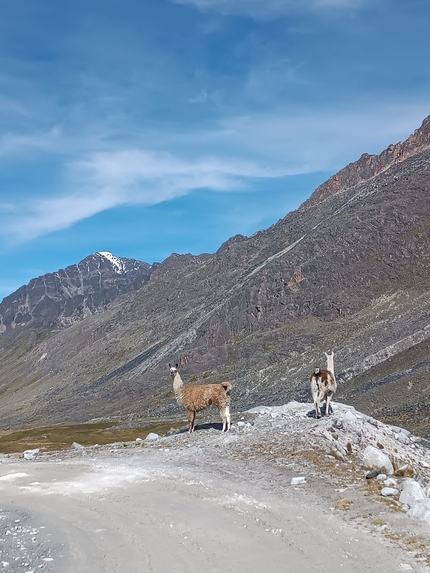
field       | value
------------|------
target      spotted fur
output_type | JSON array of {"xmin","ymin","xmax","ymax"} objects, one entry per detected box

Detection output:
[{"xmin": 310, "ymin": 351, "xmax": 337, "ymax": 419}]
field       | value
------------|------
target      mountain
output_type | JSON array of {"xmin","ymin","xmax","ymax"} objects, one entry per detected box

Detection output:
[
  {"xmin": 0, "ymin": 116, "xmax": 429, "ymax": 437},
  {"xmin": 0, "ymin": 252, "xmax": 158, "ymax": 333}
]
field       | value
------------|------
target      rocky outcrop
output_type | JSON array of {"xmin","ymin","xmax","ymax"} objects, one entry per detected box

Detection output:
[
  {"xmin": 0, "ymin": 252, "xmax": 157, "ymax": 332},
  {"xmin": 301, "ymin": 114, "xmax": 430, "ymax": 208}
]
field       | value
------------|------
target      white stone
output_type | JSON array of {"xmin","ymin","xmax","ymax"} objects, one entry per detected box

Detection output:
[
  {"xmin": 145, "ymin": 432, "xmax": 159, "ymax": 442},
  {"xmin": 135, "ymin": 437, "xmax": 143, "ymax": 442},
  {"xmin": 381, "ymin": 487, "xmax": 399, "ymax": 497},
  {"xmin": 389, "ymin": 425, "xmax": 411, "ymax": 438},
  {"xmin": 290, "ymin": 477, "xmax": 306, "ymax": 485},
  {"xmin": 395, "ymin": 433, "xmax": 410, "ymax": 445},
  {"xmin": 237, "ymin": 421, "xmax": 245, "ymax": 428},
  {"xmin": 407, "ymin": 499, "xmax": 430, "ymax": 523},
  {"xmin": 23, "ymin": 449, "xmax": 40, "ymax": 460},
  {"xmin": 284, "ymin": 401, "xmax": 306, "ymax": 410},
  {"xmin": 246, "ymin": 406, "xmax": 272, "ymax": 414},
  {"xmin": 384, "ymin": 478, "xmax": 397, "ymax": 487},
  {"xmin": 344, "ymin": 410, "xmax": 356, "ymax": 422},
  {"xmin": 376, "ymin": 474, "xmax": 387, "ymax": 482},
  {"xmin": 71, "ymin": 442, "xmax": 84, "ymax": 450},
  {"xmin": 399, "ymin": 479, "xmax": 425, "ymax": 507},
  {"xmin": 361, "ymin": 446, "xmax": 394, "ymax": 475}
]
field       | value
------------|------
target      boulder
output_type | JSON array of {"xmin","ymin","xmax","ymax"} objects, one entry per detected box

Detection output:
[
  {"xmin": 71, "ymin": 442, "xmax": 85, "ymax": 450},
  {"xmin": 407, "ymin": 499, "xmax": 430, "ymax": 523},
  {"xmin": 145, "ymin": 432, "xmax": 159, "ymax": 442},
  {"xmin": 23, "ymin": 449, "xmax": 39, "ymax": 460},
  {"xmin": 381, "ymin": 487, "xmax": 399, "ymax": 497},
  {"xmin": 344, "ymin": 410, "xmax": 357, "ymax": 423},
  {"xmin": 361, "ymin": 445, "xmax": 394, "ymax": 475},
  {"xmin": 399, "ymin": 479, "xmax": 426, "ymax": 507}
]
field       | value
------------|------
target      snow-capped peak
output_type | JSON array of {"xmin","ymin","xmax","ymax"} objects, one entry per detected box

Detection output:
[{"xmin": 97, "ymin": 252, "xmax": 125, "ymax": 274}]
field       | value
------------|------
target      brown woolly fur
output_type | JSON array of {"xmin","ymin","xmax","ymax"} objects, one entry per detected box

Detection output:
[
  {"xmin": 310, "ymin": 351, "xmax": 337, "ymax": 419},
  {"xmin": 169, "ymin": 364, "xmax": 232, "ymax": 433}
]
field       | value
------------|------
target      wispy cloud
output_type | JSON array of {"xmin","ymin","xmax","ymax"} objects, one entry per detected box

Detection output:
[
  {"xmin": 1, "ymin": 150, "xmax": 290, "ymax": 244},
  {"xmin": 172, "ymin": 0, "xmax": 367, "ymax": 18},
  {"xmin": 0, "ymin": 126, "xmax": 64, "ymax": 155},
  {"xmin": 2, "ymin": 96, "xmax": 427, "ymax": 246}
]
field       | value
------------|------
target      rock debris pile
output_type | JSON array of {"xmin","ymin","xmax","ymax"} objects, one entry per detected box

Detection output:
[{"xmin": 144, "ymin": 401, "xmax": 430, "ymax": 526}]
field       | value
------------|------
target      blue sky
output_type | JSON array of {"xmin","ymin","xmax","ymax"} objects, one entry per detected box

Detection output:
[{"xmin": 1, "ymin": 0, "xmax": 429, "ymax": 299}]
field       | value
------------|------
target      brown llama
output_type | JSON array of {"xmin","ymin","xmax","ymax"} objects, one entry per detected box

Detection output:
[
  {"xmin": 310, "ymin": 351, "xmax": 337, "ymax": 419},
  {"xmin": 169, "ymin": 364, "xmax": 232, "ymax": 432}
]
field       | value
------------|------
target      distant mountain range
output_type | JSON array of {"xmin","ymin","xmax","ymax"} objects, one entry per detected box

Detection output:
[
  {"xmin": 0, "ymin": 116, "xmax": 429, "ymax": 438},
  {"xmin": 0, "ymin": 252, "xmax": 158, "ymax": 333}
]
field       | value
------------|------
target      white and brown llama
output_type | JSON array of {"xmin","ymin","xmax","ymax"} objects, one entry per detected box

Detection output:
[
  {"xmin": 310, "ymin": 351, "xmax": 337, "ymax": 419},
  {"xmin": 169, "ymin": 364, "xmax": 232, "ymax": 432}
]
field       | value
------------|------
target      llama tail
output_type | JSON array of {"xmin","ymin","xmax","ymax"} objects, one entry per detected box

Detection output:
[{"xmin": 221, "ymin": 381, "xmax": 233, "ymax": 394}]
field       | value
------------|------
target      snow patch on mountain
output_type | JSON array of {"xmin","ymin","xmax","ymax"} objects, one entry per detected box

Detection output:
[{"xmin": 97, "ymin": 252, "xmax": 125, "ymax": 274}]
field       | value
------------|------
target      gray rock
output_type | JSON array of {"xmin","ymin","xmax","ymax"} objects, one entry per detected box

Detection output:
[
  {"xmin": 394, "ymin": 432, "xmax": 410, "ymax": 445},
  {"xmin": 246, "ymin": 406, "xmax": 272, "ymax": 414},
  {"xmin": 290, "ymin": 477, "xmax": 307, "ymax": 485},
  {"xmin": 389, "ymin": 425, "xmax": 412, "ymax": 438},
  {"xmin": 407, "ymin": 498, "xmax": 430, "ymax": 523},
  {"xmin": 399, "ymin": 479, "xmax": 426, "ymax": 507},
  {"xmin": 361, "ymin": 445, "xmax": 394, "ymax": 475},
  {"xmin": 145, "ymin": 432, "xmax": 159, "ymax": 442},
  {"xmin": 366, "ymin": 468, "xmax": 381, "ymax": 479},
  {"xmin": 344, "ymin": 410, "xmax": 357, "ymax": 423},
  {"xmin": 71, "ymin": 442, "xmax": 85, "ymax": 450},
  {"xmin": 381, "ymin": 487, "xmax": 399, "ymax": 497},
  {"xmin": 23, "ymin": 449, "xmax": 40, "ymax": 460}
]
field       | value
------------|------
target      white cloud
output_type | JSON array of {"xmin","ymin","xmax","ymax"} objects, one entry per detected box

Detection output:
[
  {"xmin": 0, "ymin": 126, "xmax": 64, "ymax": 155},
  {"xmin": 172, "ymin": 0, "xmax": 367, "ymax": 18},
  {"xmin": 214, "ymin": 101, "xmax": 430, "ymax": 171},
  {"xmin": 1, "ymin": 150, "xmax": 290, "ymax": 244}
]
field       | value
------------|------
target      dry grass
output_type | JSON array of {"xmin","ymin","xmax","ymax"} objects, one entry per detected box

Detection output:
[
  {"xmin": 0, "ymin": 421, "xmax": 184, "ymax": 454},
  {"xmin": 335, "ymin": 498, "xmax": 354, "ymax": 510}
]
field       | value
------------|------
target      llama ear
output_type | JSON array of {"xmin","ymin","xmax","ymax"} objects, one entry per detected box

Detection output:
[
  {"xmin": 169, "ymin": 363, "xmax": 171, "ymax": 368},
  {"xmin": 176, "ymin": 363, "xmax": 179, "ymax": 369}
]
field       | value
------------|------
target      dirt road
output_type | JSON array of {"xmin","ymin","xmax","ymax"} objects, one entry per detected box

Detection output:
[{"xmin": 0, "ymin": 445, "xmax": 423, "ymax": 573}]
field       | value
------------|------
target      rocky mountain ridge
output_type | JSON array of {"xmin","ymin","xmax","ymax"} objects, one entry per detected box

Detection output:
[
  {"xmin": 0, "ymin": 115, "xmax": 429, "ymax": 437},
  {"xmin": 0, "ymin": 252, "xmax": 157, "ymax": 333},
  {"xmin": 302, "ymin": 115, "xmax": 430, "ymax": 208}
]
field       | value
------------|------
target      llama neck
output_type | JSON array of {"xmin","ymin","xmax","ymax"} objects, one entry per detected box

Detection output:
[
  {"xmin": 173, "ymin": 372, "xmax": 184, "ymax": 400},
  {"xmin": 326, "ymin": 354, "xmax": 334, "ymax": 374}
]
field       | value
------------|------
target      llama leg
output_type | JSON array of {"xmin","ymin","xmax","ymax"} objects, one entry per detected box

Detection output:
[
  {"xmin": 313, "ymin": 390, "xmax": 321, "ymax": 418},
  {"xmin": 187, "ymin": 410, "xmax": 196, "ymax": 433},
  {"xmin": 225, "ymin": 405, "xmax": 231, "ymax": 431},
  {"xmin": 326, "ymin": 395, "xmax": 332, "ymax": 415},
  {"xmin": 219, "ymin": 407, "xmax": 227, "ymax": 431}
]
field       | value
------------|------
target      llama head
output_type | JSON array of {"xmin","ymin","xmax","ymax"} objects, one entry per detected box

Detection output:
[
  {"xmin": 324, "ymin": 351, "xmax": 334, "ymax": 358},
  {"xmin": 169, "ymin": 363, "xmax": 179, "ymax": 377}
]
